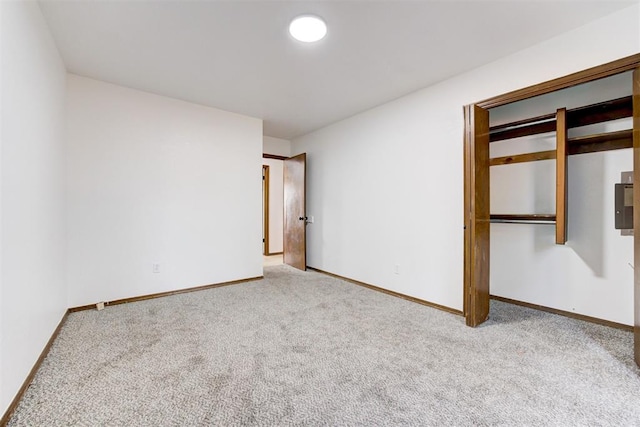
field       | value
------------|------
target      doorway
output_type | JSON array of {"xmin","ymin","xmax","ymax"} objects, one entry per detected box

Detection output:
[
  {"xmin": 263, "ymin": 153, "xmax": 307, "ymax": 271},
  {"xmin": 262, "ymin": 159, "xmax": 285, "ymax": 257}
]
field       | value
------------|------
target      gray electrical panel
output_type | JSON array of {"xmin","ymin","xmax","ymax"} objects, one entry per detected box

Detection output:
[{"xmin": 616, "ymin": 172, "xmax": 633, "ymax": 236}]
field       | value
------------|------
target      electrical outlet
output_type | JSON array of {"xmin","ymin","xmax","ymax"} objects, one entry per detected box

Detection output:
[
  {"xmin": 394, "ymin": 264, "xmax": 400, "ymax": 275},
  {"xmin": 153, "ymin": 263, "xmax": 160, "ymax": 273}
]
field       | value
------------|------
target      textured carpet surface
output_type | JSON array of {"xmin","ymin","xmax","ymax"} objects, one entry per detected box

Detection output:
[{"xmin": 8, "ymin": 265, "xmax": 640, "ymax": 426}]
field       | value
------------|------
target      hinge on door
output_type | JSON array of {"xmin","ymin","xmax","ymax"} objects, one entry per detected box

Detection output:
[{"xmin": 262, "ymin": 238, "xmax": 265, "ymax": 243}]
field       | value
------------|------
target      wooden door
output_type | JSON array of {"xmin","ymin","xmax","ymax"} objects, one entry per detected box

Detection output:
[
  {"xmin": 633, "ymin": 67, "xmax": 640, "ymax": 366},
  {"xmin": 284, "ymin": 153, "xmax": 306, "ymax": 270},
  {"xmin": 463, "ymin": 105, "xmax": 490, "ymax": 327}
]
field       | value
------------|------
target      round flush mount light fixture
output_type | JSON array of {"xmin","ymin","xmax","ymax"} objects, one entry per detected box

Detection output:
[{"xmin": 289, "ymin": 15, "xmax": 327, "ymax": 43}]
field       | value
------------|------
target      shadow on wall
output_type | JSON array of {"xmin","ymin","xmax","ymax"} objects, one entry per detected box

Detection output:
[
  {"xmin": 532, "ymin": 157, "xmax": 556, "ymax": 255},
  {"xmin": 566, "ymin": 153, "xmax": 605, "ymax": 277}
]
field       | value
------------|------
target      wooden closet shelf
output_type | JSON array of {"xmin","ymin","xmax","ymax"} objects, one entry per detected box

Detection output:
[
  {"xmin": 490, "ymin": 214, "xmax": 557, "ymax": 224},
  {"xmin": 490, "ymin": 129, "xmax": 633, "ymax": 166},
  {"xmin": 567, "ymin": 96, "xmax": 632, "ymax": 128},
  {"xmin": 489, "ymin": 96, "xmax": 632, "ymax": 143},
  {"xmin": 567, "ymin": 129, "xmax": 633, "ymax": 155}
]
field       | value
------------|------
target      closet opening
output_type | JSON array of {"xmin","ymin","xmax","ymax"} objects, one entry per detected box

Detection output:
[{"xmin": 463, "ymin": 53, "xmax": 640, "ymax": 366}]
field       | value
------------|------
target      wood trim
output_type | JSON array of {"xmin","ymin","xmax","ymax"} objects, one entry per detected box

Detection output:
[
  {"xmin": 263, "ymin": 153, "xmax": 288, "ymax": 160},
  {"xmin": 490, "ymin": 150, "xmax": 556, "ymax": 166},
  {"xmin": 0, "ymin": 310, "xmax": 69, "ymax": 426},
  {"xmin": 463, "ymin": 105, "xmax": 471, "ymax": 317},
  {"xmin": 464, "ymin": 105, "xmax": 491, "ymax": 327},
  {"xmin": 491, "ymin": 295, "xmax": 633, "ymax": 332},
  {"xmin": 68, "ymin": 276, "xmax": 263, "ymax": 313},
  {"xmin": 477, "ymin": 54, "xmax": 640, "ymax": 109},
  {"xmin": 308, "ymin": 267, "xmax": 463, "ymax": 316},
  {"xmin": 263, "ymin": 165, "xmax": 270, "ymax": 255},
  {"xmin": 555, "ymin": 108, "xmax": 568, "ymax": 244},
  {"xmin": 265, "ymin": 251, "xmax": 283, "ymax": 256},
  {"xmin": 633, "ymin": 67, "xmax": 640, "ymax": 366}
]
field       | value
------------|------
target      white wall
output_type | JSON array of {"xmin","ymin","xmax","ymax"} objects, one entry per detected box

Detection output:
[
  {"xmin": 292, "ymin": 5, "xmax": 640, "ymax": 324},
  {"xmin": 66, "ymin": 75, "xmax": 263, "ymax": 308},
  {"xmin": 1, "ymin": 1, "xmax": 68, "ymax": 415},
  {"xmin": 263, "ymin": 158, "xmax": 284, "ymax": 253},
  {"xmin": 263, "ymin": 136, "xmax": 291, "ymax": 157}
]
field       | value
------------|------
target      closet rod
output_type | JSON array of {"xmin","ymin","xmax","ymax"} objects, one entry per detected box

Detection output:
[
  {"xmin": 490, "ymin": 219, "xmax": 557, "ymax": 225},
  {"xmin": 490, "ymin": 119, "xmax": 556, "ymax": 142},
  {"xmin": 490, "ymin": 214, "xmax": 556, "ymax": 225},
  {"xmin": 490, "ymin": 113, "xmax": 556, "ymax": 132}
]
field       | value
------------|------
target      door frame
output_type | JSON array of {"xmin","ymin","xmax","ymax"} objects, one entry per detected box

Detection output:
[
  {"xmin": 463, "ymin": 104, "xmax": 490, "ymax": 326},
  {"xmin": 263, "ymin": 153, "xmax": 290, "ymax": 258},
  {"xmin": 463, "ymin": 54, "xmax": 640, "ymax": 364},
  {"xmin": 633, "ymin": 67, "xmax": 640, "ymax": 365},
  {"xmin": 262, "ymin": 164, "xmax": 270, "ymax": 255}
]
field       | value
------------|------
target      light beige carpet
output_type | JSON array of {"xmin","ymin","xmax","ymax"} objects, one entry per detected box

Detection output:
[
  {"xmin": 263, "ymin": 254, "xmax": 283, "ymax": 267},
  {"xmin": 7, "ymin": 265, "xmax": 640, "ymax": 426}
]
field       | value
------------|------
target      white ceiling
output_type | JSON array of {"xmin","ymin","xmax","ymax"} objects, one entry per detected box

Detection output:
[{"xmin": 39, "ymin": 0, "xmax": 637, "ymax": 139}]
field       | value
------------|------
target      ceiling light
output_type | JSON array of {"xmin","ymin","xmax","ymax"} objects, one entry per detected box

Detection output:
[{"xmin": 289, "ymin": 15, "xmax": 327, "ymax": 43}]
